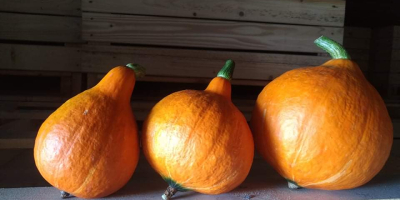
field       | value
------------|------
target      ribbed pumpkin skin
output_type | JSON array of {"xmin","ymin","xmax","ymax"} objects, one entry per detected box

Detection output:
[
  {"xmin": 34, "ymin": 66, "xmax": 140, "ymax": 198},
  {"xmin": 142, "ymin": 78, "xmax": 254, "ymax": 194},
  {"xmin": 251, "ymin": 60, "xmax": 393, "ymax": 190}
]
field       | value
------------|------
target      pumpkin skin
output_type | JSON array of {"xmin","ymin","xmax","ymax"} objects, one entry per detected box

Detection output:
[
  {"xmin": 142, "ymin": 60, "xmax": 254, "ymax": 198},
  {"xmin": 251, "ymin": 36, "xmax": 393, "ymax": 190},
  {"xmin": 34, "ymin": 64, "xmax": 145, "ymax": 198}
]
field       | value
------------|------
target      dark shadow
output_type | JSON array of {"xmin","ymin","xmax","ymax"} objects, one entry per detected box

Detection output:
[{"xmin": 174, "ymin": 191, "xmax": 199, "ymax": 199}]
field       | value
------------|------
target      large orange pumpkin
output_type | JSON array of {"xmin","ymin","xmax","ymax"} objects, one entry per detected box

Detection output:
[
  {"xmin": 251, "ymin": 36, "xmax": 393, "ymax": 190},
  {"xmin": 142, "ymin": 60, "xmax": 254, "ymax": 199},
  {"xmin": 34, "ymin": 64, "xmax": 145, "ymax": 198}
]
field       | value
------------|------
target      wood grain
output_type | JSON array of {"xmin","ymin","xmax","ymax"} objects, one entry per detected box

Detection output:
[
  {"xmin": 81, "ymin": 44, "xmax": 335, "ymax": 81},
  {"xmin": 0, "ymin": 44, "xmax": 81, "ymax": 71},
  {"xmin": 344, "ymin": 27, "xmax": 371, "ymax": 39},
  {"xmin": 81, "ymin": 0, "xmax": 345, "ymax": 27},
  {"xmin": 0, "ymin": 139, "xmax": 34, "ymax": 149},
  {"xmin": 0, "ymin": 13, "xmax": 81, "ymax": 42},
  {"xmin": 82, "ymin": 13, "xmax": 343, "ymax": 53},
  {"xmin": 0, "ymin": 0, "xmax": 81, "ymax": 16}
]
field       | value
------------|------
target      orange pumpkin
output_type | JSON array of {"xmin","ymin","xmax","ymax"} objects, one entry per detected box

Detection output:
[
  {"xmin": 34, "ymin": 64, "xmax": 145, "ymax": 198},
  {"xmin": 251, "ymin": 36, "xmax": 393, "ymax": 190},
  {"xmin": 142, "ymin": 60, "xmax": 254, "ymax": 199}
]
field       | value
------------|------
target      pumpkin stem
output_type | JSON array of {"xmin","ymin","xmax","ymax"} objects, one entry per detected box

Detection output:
[
  {"xmin": 314, "ymin": 36, "xmax": 351, "ymax": 60},
  {"xmin": 161, "ymin": 186, "xmax": 178, "ymax": 200},
  {"xmin": 287, "ymin": 180, "xmax": 301, "ymax": 189},
  {"xmin": 125, "ymin": 63, "xmax": 146, "ymax": 78},
  {"xmin": 217, "ymin": 60, "xmax": 235, "ymax": 81},
  {"xmin": 60, "ymin": 191, "xmax": 73, "ymax": 198}
]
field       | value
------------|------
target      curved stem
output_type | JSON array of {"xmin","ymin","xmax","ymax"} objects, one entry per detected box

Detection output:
[
  {"xmin": 314, "ymin": 36, "xmax": 351, "ymax": 60},
  {"xmin": 161, "ymin": 186, "xmax": 178, "ymax": 200},
  {"xmin": 287, "ymin": 179, "xmax": 301, "ymax": 189},
  {"xmin": 60, "ymin": 191, "xmax": 73, "ymax": 198},
  {"xmin": 126, "ymin": 63, "xmax": 146, "ymax": 78},
  {"xmin": 217, "ymin": 60, "xmax": 235, "ymax": 81}
]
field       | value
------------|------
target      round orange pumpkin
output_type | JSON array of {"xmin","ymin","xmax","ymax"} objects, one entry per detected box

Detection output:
[
  {"xmin": 251, "ymin": 36, "xmax": 393, "ymax": 190},
  {"xmin": 142, "ymin": 60, "xmax": 254, "ymax": 199},
  {"xmin": 34, "ymin": 64, "xmax": 145, "ymax": 198}
]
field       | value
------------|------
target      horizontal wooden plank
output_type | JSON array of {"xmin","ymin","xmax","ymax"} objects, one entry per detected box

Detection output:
[
  {"xmin": 0, "ymin": 99, "xmax": 254, "ymax": 122},
  {"xmin": 375, "ymin": 26, "xmax": 400, "ymax": 39},
  {"xmin": 343, "ymin": 38, "xmax": 370, "ymax": 50},
  {"xmin": 88, "ymin": 74, "xmax": 269, "ymax": 87},
  {"xmin": 394, "ymin": 119, "xmax": 400, "ymax": 139},
  {"xmin": 0, "ymin": 13, "xmax": 81, "ymax": 42},
  {"xmin": 0, "ymin": 139, "xmax": 34, "ymax": 149},
  {"xmin": 373, "ymin": 48, "xmax": 400, "ymax": 62},
  {"xmin": 82, "ymin": 13, "xmax": 343, "ymax": 53},
  {"xmin": 0, "ymin": 44, "xmax": 81, "ymax": 72},
  {"xmin": 344, "ymin": 27, "xmax": 372, "ymax": 39},
  {"xmin": 82, "ymin": 0, "xmax": 345, "ymax": 27},
  {"xmin": 372, "ymin": 60, "xmax": 400, "ymax": 73},
  {"xmin": 81, "ymin": 45, "xmax": 336, "ymax": 81},
  {"xmin": 0, "ymin": 96, "xmax": 67, "ymax": 102},
  {"xmin": 0, "ymin": 0, "xmax": 81, "ymax": 16}
]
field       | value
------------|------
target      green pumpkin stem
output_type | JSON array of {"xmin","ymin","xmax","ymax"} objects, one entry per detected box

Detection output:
[
  {"xmin": 314, "ymin": 36, "xmax": 351, "ymax": 60},
  {"xmin": 162, "ymin": 186, "xmax": 178, "ymax": 200},
  {"xmin": 286, "ymin": 179, "xmax": 301, "ymax": 189},
  {"xmin": 60, "ymin": 191, "xmax": 73, "ymax": 198},
  {"xmin": 126, "ymin": 63, "xmax": 146, "ymax": 78},
  {"xmin": 217, "ymin": 60, "xmax": 235, "ymax": 81}
]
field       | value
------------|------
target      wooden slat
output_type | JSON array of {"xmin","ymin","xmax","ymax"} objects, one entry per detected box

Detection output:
[
  {"xmin": 344, "ymin": 27, "xmax": 372, "ymax": 39},
  {"xmin": 0, "ymin": 44, "xmax": 81, "ymax": 71},
  {"xmin": 0, "ymin": 139, "xmax": 34, "ymax": 149},
  {"xmin": 0, "ymin": 0, "xmax": 81, "ymax": 16},
  {"xmin": 81, "ymin": 45, "xmax": 333, "ymax": 81},
  {"xmin": 343, "ymin": 38, "xmax": 370, "ymax": 50},
  {"xmin": 82, "ymin": 0, "xmax": 345, "ymax": 27},
  {"xmin": 82, "ymin": 13, "xmax": 343, "ymax": 53},
  {"xmin": 0, "ymin": 96, "xmax": 67, "ymax": 102},
  {"xmin": 0, "ymin": 110, "xmax": 52, "ymax": 120},
  {"xmin": 393, "ymin": 119, "xmax": 400, "ymax": 139},
  {"xmin": 375, "ymin": 26, "xmax": 400, "ymax": 39},
  {"xmin": 0, "ymin": 13, "xmax": 81, "ymax": 42}
]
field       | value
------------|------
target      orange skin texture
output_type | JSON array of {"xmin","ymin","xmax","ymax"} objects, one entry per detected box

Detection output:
[
  {"xmin": 251, "ymin": 60, "xmax": 393, "ymax": 190},
  {"xmin": 34, "ymin": 66, "xmax": 140, "ymax": 198},
  {"xmin": 142, "ymin": 77, "xmax": 254, "ymax": 194}
]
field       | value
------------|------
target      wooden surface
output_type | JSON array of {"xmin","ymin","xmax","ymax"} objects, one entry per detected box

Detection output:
[
  {"xmin": 0, "ymin": 12, "xmax": 81, "ymax": 43},
  {"xmin": 0, "ymin": 0, "xmax": 81, "ymax": 16},
  {"xmin": 0, "ymin": 141, "xmax": 399, "ymax": 199},
  {"xmin": 0, "ymin": 44, "xmax": 81, "ymax": 72},
  {"xmin": 81, "ymin": 0, "xmax": 345, "ymax": 27},
  {"xmin": 82, "ymin": 13, "xmax": 343, "ymax": 53},
  {"xmin": 81, "ymin": 45, "xmax": 333, "ymax": 80}
]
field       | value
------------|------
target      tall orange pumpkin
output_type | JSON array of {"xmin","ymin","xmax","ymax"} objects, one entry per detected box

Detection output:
[
  {"xmin": 251, "ymin": 36, "xmax": 393, "ymax": 190},
  {"xmin": 142, "ymin": 60, "xmax": 254, "ymax": 199},
  {"xmin": 34, "ymin": 64, "xmax": 145, "ymax": 198}
]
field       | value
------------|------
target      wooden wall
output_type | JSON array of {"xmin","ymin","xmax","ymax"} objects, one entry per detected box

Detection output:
[
  {"xmin": 0, "ymin": 0, "xmax": 351, "ymax": 151},
  {"xmin": 0, "ymin": 1, "xmax": 397, "ymax": 152}
]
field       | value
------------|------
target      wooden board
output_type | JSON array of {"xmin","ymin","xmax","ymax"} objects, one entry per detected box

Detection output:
[
  {"xmin": 82, "ymin": 13, "xmax": 343, "ymax": 53},
  {"xmin": 0, "ymin": 0, "xmax": 81, "ymax": 16},
  {"xmin": 0, "ymin": 13, "xmax": 81, "ymax": 43},
  {"xmin": 81, "ymin": 0, "xmax": 345, "ymax": 27},
  {"xmin": 375, "ymin": 26, "xmax": 400, "ymax": 39},
  {"xmin": 0, "ymin": 44, "xmax": 81, "ymax": 72},
  {"xmin": 344, "ymin": 27, "xmax": 372, "ymax": 39},
  {"xmin": 81, "ymin": 45, "xmax": 334, "ymax": 81}
]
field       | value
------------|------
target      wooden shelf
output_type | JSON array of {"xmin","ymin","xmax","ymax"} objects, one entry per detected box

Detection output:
[{"xmin": 1, "ymin": 141, "xmax": 400, "ymax": 199}]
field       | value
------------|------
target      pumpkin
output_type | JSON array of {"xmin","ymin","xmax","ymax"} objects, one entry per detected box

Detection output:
[
  {"xmin": 142, "ymin": 60, "xmax": 254, "ymax": 199},
  {"xmin": 251, "ymin": 36, "xmax": 393, "ymax": 190},
  {"xmin": 34, "ymin": 64, "xmax": 145, "ymax": 198}
]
